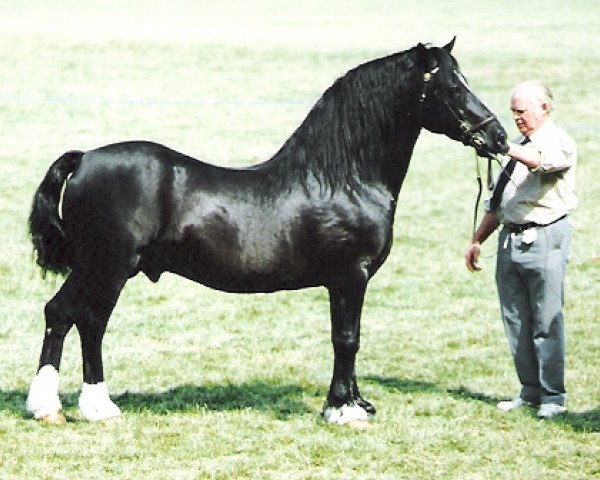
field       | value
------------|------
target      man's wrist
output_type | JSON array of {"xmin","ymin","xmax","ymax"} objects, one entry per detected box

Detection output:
[{"xmin": 528, "ymin": 157, "xmax": 541, "ymax": 172}]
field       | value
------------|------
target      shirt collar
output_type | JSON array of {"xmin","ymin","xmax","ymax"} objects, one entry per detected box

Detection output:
[{"xmin": 527, "ymin": 117, "xmax": 555, "ymax": 143}]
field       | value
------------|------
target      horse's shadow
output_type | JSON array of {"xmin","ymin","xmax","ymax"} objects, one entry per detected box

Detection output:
[
  {"xmin": 114, "ymin": 382, "xmax": 314, "ymax": 420},
  {"xmin": 365, "ymin": 375, "xmax": 600, "ymax": 433},
  {"xmin": 0, "ymin": 382, "xmax": 316, "ymax": 421},
  {"xmin": 3, "ymin": 377, "xmax": 599, "ymax": 431}
]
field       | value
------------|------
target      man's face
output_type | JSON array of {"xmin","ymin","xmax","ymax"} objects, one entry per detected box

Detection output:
[
  {"xmin": 510, "ymin": 89, "xmax": 549, "ymax": 137},
  {"xmin": 510, "ymin": 90, "xmax": 549, "ymax": 137}
]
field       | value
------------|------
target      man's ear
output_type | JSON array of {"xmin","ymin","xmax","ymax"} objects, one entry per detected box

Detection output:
[{"xmin": 541, "ymin": 100, "xmax": 551, "ymax": 114}]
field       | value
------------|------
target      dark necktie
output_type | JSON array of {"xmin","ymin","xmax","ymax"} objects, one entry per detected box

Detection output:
[{"xmin": 489, "ymin": 137, "xmax": 530, "ymax": 212}]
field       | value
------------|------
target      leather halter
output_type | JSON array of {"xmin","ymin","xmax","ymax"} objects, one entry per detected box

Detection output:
[
  {"xmin": 418, "ymin": 65, "xmax": 501, "ymax": 238},
  {"xmin": 419, "ymin": 66, "xmax": 497, "ymax": 149}
]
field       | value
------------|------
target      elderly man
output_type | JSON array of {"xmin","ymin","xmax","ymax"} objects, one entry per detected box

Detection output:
[{"xmin": 465, "ymin": 80, "xmax": 577, "ymax": 419}]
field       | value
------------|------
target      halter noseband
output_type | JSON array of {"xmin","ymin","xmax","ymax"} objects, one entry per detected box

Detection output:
[{"xmin": 457, "ymin": 114, "xmax": 497, "ymax": 148}]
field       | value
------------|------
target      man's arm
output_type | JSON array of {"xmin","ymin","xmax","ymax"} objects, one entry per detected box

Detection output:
[
  {"xmin": 507, "ymin": 142, "xmax": 541, "ymax": 170},
  {"xmin": 465, "ymin": 212, "xmax": 500, "ymax": 272}
]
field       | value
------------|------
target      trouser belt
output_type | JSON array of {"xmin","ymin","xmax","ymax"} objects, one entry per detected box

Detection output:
[{"xmin": 505, "ymin": 214, "xmax": 567, "ymax": 234}]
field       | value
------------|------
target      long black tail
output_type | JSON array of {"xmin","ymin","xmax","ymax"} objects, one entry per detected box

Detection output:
[{"xmin": 29, "ymin": 150, "xmax": 84, "ymax": 276}]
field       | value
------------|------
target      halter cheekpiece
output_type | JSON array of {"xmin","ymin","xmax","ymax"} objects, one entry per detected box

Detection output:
[{"xmin": 419, "ymin": 66, "xmax": 439, "ymax": 103}]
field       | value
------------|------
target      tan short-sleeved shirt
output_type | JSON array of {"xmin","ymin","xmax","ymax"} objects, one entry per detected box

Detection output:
[{"xmin": 494, "ymin": 119, "xmax": 577, "ymax": 225}]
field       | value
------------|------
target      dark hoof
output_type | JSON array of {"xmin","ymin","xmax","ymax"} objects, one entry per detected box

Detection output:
[{"xmin": 357, "ymin": 397, "xmax": 376, "ymax": 415}]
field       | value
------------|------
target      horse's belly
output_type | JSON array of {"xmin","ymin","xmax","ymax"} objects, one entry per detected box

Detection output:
[
  {"xmin": 166, "ymin": 254, "xmax": 312, "ymax": 294},
  {"xmin": 151, "ymin": 231, "xmax": 311, "ymax": 293},
  {"xmin": 148, "ymin": 197, "xmax": 392, "ymax": 293}
]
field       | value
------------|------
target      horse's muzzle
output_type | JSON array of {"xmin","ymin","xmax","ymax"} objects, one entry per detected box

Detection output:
[
  {"xmin": 472, "ymin": 121, "xmax": 508, "ymax": 158},
  {"xmin": 491, "ymin": 126, "xmax": 508, "ymax": 152}
]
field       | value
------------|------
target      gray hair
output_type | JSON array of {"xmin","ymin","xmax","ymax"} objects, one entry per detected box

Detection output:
[{"xmin": 512, "ymin": 80, "xmax": 554, "ymax": 112}]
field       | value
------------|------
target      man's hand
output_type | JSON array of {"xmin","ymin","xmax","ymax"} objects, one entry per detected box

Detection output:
[{"xmin": 465, "ymin": 243, "xmax": 482, "ymax": 272}]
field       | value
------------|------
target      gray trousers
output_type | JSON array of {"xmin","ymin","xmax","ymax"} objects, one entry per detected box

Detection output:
[{"xmin": 495, "ymin": 216, "xmax": 571, "ymax": 406}]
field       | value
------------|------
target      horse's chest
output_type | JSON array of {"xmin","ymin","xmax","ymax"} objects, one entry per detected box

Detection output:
[{"xmin": 291, "ymin": 198, "xmax": 393, "ymax": 268}]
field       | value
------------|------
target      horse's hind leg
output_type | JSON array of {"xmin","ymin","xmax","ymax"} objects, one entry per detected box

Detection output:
[
  {"xmin": 73, "ymin": 267, "xmax": 128, "ymax": 421},
  {"xmin": 26, "ymin": 267, "xmax": 127, "ymax": 422},
  {"xmin": 26, "ymin": 273, "xmax": 79, "ymax": 422}
]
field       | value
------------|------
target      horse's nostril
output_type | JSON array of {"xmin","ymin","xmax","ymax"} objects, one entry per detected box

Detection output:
[{"xmin": 494, "ymin": 128, "xmax": 507, "ymax": 146}]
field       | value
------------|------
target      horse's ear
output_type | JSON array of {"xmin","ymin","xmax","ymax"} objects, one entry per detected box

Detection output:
[{"xmin": 443, "ymin": 36, "xmax": 456, "ymax": 53}]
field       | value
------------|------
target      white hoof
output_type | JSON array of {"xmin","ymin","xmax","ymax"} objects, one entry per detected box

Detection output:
[
  {"xmin": 323, "ymin": 403, "xmax": 369, "ymax": 425},
  {"xmin": 79, "ymin": 382, "xmax": 122, "ymax": 421},
  {"xmin": 26, "ymin": 365, "xmax": 63, "ymax": 420}
]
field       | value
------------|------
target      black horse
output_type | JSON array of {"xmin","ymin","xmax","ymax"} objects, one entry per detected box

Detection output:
[{"xmin": 26, "ymin": 39, "xmax": 507, "ymax": 424}]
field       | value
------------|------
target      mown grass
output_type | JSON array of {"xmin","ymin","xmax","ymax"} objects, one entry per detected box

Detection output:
[{"xmin": 1, "ymin": 1, "xmax": 599, "ymax": 479}]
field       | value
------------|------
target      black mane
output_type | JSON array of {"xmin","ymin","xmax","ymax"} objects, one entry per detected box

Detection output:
[{"xmin": 262, "ymin": 47, "xmax": 421, "ymax": 193}]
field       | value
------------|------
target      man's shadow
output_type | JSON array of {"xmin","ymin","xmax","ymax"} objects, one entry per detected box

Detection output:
[{"xmin": 365, "ymin": 375, "xmax": 600, "ymax": 433}]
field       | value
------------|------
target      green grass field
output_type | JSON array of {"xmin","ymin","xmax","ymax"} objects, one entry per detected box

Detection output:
[{"xmin": 1, "ymin": 1, "xmax": 599, "ymax": 478}]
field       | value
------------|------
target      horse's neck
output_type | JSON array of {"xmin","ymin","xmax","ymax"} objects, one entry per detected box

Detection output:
[
  {"xmin": 332, "ymin": 109, "xmax": 422, "ymax": 199},
  {"xmin": 381, "ymin": 126, "xmax": 422, "ymax": 198}
]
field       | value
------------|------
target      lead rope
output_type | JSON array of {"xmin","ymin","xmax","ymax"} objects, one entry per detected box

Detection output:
[
  {"xmin": 473, "ymin": 151, "xmax": 520, "ymax": 240},
  {"xmin": 472, "ymin": 151, "xmax": 483, "ymax": 240},
  {"xmin": 472, "ymin": 152, "xmax": 498, "ymax": 240}
]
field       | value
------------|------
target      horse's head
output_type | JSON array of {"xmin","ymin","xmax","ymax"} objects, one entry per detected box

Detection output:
[{"xmin": 415, "ymin": 38, "xmax": 507, "ymax": 158}]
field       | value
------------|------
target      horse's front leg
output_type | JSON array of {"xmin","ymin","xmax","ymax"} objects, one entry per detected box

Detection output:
[
  {"xmin": 352, "ymin": 374, "xmax": 376, "ymax": 415},
  {"xmin": 323, "ymin": 268, "xmax": 374, "ymax": 425}
]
